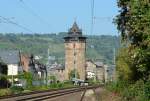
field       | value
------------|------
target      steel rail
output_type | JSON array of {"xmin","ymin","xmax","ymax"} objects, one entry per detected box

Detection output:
[
  {"xmin": 0, "ymin": 85, "xmax": 99, "ymax": 101},
  {"xmin": 0, "ymin": 86, "xmax": 78, "ymax": 99}
]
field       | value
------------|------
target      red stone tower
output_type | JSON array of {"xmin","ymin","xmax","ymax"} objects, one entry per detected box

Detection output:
[{"xmin": 64, "ymin": 22, "xmax": 86, "ymax": 80}]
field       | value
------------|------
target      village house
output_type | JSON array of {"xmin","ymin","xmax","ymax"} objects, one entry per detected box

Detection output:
[
  {"xmin": 94, "ymin": 61, "xmax": 105, "ymax": 82},
  {"xmin": 0, "ymin": 50, "xmax": 47, "ymax": 86},
  {"xmin": 20, "ymin": 54, "xmax": 47, "ymax": 85},
  {"xmin": 85, "ymin": 60, "xmax": 96, "ymax": 80},
  {"xmin": 47, "ymin": 63, "xmax": 65, "ymax": 82},
  {"xmin": 0, "ymin": 50, "xmax": 23, "ymax": 83},
  {"xmin": 85, "ymin": 59, "xmax": 109, "ymax": 83}
]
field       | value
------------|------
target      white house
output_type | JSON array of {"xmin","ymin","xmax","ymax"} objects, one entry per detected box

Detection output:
[
  {"xmin": 7, "ymin": 64, "xmax": 18, "ymax": 76},
  {"xmin": 86, "ymin": 60, "xmax": 109, "ymax": 83},
  {"xmin": 0, "ymin": 50, "xmax": 22, "ymax": 83}
]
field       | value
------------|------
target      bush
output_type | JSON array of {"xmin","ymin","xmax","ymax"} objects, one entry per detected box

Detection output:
[
  {"xmin": 63, "ymin": 81, "xmax": 75, "ymax": 88},
  {"xmin": 48, "ymin": 81, "xmax": 74, "ymax": 89},
  {"xmin": 144, "ymin": 81, "xmax": 150, "ymax": 100},
  {"xmin": 0, "ymin": 76, "xmax": 11, "ymax": 88},
  {"xmin": 26, "ymin": 85, "xmax": 48, "ymax": 91},
  {"xmin": 106, "ymin": 80, "xmax": 150, "ymax": 101},
  {"xmin": 57, "ymin": 83, "xmax": 63, "ymax": 88},
  {"xmin": 0, "ymin": 89, "xmax": 12, "ymax": 96},
  {"xmin": 106, "ymin": 81, "xmax": 128, "ymax": 93},
  {"xmin": 49, "ymin": 83, "xmax": 64, "ymax": 89},
  {"xmin": 10, "ymin": 86, "xmax": 24, "ymax": 94},
  {"xmin": 49, "ymin": 83, "xmax": 58, "ymax": 88}
]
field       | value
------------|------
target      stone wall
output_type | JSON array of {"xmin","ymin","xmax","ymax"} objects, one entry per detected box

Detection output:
[
  {"xmin": 96, "ymin": 67, "xmax": 105, "ymax": 82},
  {"xmin": 65, "ymin": 42, "xmax": 86, "ymax": 80}
]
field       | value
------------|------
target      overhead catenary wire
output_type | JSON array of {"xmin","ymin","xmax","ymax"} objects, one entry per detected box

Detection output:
[
  {"xmin": 0, "ymin": 22, "xmax": 15, "ymax": 33},
  {"xmin": 91, "ymin": 0, "xmax": 95, "ymax": 35},
  {"xmin": 90, "ymin": 0, "xmax": 115, "ymax": 35},
  {"xmin": 19, "ymin": 0, "xmax": 52, "ymax": 29},
  {"xmin": 93, "ymin": 16, "xmax": 113, "ymax": 21},
  {"xmin": 0, "ymin": 16, "xmax": 33, "ymax": 33}
]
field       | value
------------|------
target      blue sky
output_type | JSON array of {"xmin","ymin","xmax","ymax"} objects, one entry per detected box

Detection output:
[{"xmin": 0, "ymin": 0, "xmax": 119, "ymax": 35}]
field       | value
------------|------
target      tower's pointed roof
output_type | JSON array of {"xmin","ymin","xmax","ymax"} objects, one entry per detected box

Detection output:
[
  {"xmin": 64, "ymin": 22, "xmax": 86, "ymax": 42},
  {"xmin": 69, "ymin": 22, "xmax": 82, "ymax": 34},
  {"xmin": 70, "ymin": 22, "xmax": 80, "ymax": 32}
]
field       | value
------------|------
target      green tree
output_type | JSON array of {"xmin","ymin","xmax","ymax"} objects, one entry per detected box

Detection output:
[
  {"xmin": 68, "ymin": 69, "xmax": 79, "ymax": 80},
  {"xmin": 116, "ymin": 48, "xmax": 132, "ymax": 81},
  {"xmin": 115, "ymin": 0, "xmax": 150, "ymax": 82},
  {"xmin": 48, "ymin": 75, "xmax": 56, "ymax": 83},
  {"xmin": 18, "ymin": 72, "xmax": 33, "ymax": 88}
]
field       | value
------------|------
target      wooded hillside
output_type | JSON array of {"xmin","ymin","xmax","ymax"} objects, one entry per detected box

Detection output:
[{"xmin": 0, "ymin": 33, "xmax": 119, "ymax": 64}]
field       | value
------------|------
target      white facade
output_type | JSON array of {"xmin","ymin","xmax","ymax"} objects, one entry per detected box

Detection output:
[
  {"xmin": 87, "ymin": 71, "xmax": 95, "ymax": 79},
  {"xmin": 7, "ymin": 64, "xmax": 18, "ymax": 76}
]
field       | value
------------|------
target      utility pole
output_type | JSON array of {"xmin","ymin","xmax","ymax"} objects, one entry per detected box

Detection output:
[
  {"xmin": 112, "ymin": 48, "xmax": 116, "ymax": 81},
  {"xmin": 113, "ymin": 48, "xmax": 116, "ymax": 65},
  {"xmin": 47, "ymin": 48, "xmax": 49, "ymax": 66},
  {"xmin": 45, "ymin": 48, "xmax": 49, "ymax": 86},
  {"xmin": 11, "ymin": 65, "xmax": 14, "ymax": 86}
]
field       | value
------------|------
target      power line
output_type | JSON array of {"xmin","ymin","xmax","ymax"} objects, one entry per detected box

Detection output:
[
  {"xmin": 91, "ymin": 0, "xmax": 95, "ymax": 35},
  {"xmin": 19, "ymin": 0, "xmax": 52, "ymax": 29},
  {"xmin": 0, "ymin": 16, "xmax": 33, "ymax": 33},
  {"xmin": 0, "ymin": 22, "xmax": 15, "ymax": 32},
  {"xmin": 93, "ymin": 16, "xmax": 113, "ymax": 21}
]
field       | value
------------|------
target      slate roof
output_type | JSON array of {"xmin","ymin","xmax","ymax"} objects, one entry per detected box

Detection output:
[
  {"xmin": 48, "ymin": 64, "xmax": 65, "ymax": 71},
  {"xmin": 94, "ymin": 61, "xmax": 104, "ymax": 67},
  {"xmin": 64, "ymin": 22, "xmax": 86, "ymax": 41},
  {"xmin": 0, "ymin": 50, "xmax": 20, "ymax": 64},
  {"xmin": 68, "ymin": 22, "xmax": 82, "ymax": 35}
]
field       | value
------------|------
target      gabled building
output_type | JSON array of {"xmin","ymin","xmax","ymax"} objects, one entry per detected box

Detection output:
[
  {"xmin": 48, "ymin": 63, "xmax": 65, "ymax": 82},
  {"xmin": 0, "ymin": 50, "xmax": 47, "ymax": 86},
  {"xmin": 85, "ymin": 59, "xmax": 109, "ymax": 83},
  {"xmin": 94, "ymin": 61, "xmax": 105, "ymax": 82},
  {"xmin": 0, "ymin": 50, "xmax": 23, "ymax": 83},
  {"xmin": 20, "ymin": 54, "xmax": 47, "ymax": 80},
  {"xmin": 85, "ymin": 60, "xmax": 96, "ymax": 80},
  {"xmin": 0, "ymin": 50, "xmax": 22, "ymax": 75}
]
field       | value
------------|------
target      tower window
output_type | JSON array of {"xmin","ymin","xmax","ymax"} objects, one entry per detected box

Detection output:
[
  {"xmin": 74, "ymin": 52, "xmax": 76, "ymax": 56},
  {"xmin": 74, "ymin": 60, "xmax": 76, "ymax": 64}
]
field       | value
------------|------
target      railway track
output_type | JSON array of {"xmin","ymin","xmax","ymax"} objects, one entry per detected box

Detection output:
[{"xmin": 0, "ymin": 85, "xmax": 99, "ymax": 101}]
